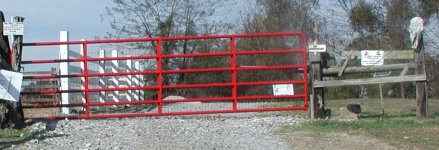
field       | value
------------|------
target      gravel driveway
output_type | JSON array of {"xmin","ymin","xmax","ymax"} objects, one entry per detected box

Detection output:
[{"xmin": 3, "ymin": 102, "xmax": 305, "ymax": 150}]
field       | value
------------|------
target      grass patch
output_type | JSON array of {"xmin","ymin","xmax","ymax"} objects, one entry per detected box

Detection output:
[
  {"xmin": 286, "ymin": 118, "xmax": 439, "ymax": 149},
  {"xmin": 0, "ymin": 128, "xmax": 31, "ymax": 143},
  {"xmin": 277, "ymin": 98, "xmax": 439, "ymax": 149},
  {"xmin": 295, "ymin": 119, "xmax": 438, "ymax": 132}
]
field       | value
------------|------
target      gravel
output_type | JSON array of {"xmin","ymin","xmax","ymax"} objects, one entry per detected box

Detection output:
[{"xmin": 3, "ymin": 102, "xmax": 306, "ymax": 150}]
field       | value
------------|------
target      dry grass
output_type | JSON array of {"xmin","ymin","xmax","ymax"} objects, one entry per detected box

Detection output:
[{"xmin": 279, "ymin": 98, "xmax": 439, "ymax": 150}]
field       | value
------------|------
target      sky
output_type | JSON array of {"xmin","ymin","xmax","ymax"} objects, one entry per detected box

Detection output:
[
  {"xmin": 0, "ymin": 0, "xmax": 114, "ymax": 42},
  {"xmin": 0, "ymin": 0, "xmax": 246, "ymax": 72},
  {"xmin": 1, "ymin": 0, "xmax": 115, "ymax": 71}
]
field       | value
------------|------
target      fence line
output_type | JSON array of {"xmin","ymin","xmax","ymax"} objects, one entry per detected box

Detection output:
[{"xmin": 59, "ymin": 32, "xmax": 145, "ymax": 114}]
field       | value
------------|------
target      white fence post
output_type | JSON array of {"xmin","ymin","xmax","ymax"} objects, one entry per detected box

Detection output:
[
  {"xmin": 135, "ymin": 61, "xmax": 144, "ymax": 100},
  {"xmin": 133, "ymin": 61, "xmax": 140, "ymax": 101},
  {"xmin": 111, "ymin": 50, "xmax": 120, "ymax": 103},
  {"xmin": 60, "ymin": 31, "xmax": 70, "ymax": 114},
  {"xmin": 99, "ymin": 50, "xmax": 106, "ymax": 103},
  {"xmin": 80, "ymin": 39, "xmax": 86, "ymax": 105},
  {"xmin": 126, "ymin": 58, "xmax": 133, "ymax": 101}
]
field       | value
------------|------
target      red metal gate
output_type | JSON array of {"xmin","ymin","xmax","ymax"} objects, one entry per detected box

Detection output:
[{"xmin": 20, "ymin": 32, "xmax": 308, "ymax": 119}]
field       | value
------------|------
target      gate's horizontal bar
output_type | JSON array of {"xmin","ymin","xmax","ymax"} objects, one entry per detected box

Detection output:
[
  {"xmin": 21, "ymin": 89, "xmax": 84, "ymax": 95},
  {"xmin": 88, "ymin": 86, "xmax": 159, "ymax": 92},
  {"xmin": 162, "ymin": 68, "xmax": 232, "ymax": 74},
  {"xmin": 49, "ymin": 105, "xmax": 307, "ymax": 119},
  {"xmin": 162, "ymin": 97, "xmax": 232, "ymax": 103},
  {"xmin": 88, "ymin": 71, "xmax": 159, "ymax": 77},
  {"xmin": 162, "ymin": 52, "xmax": 232, "ymax": 58},
  {"xmin": 237, "ymin": 94, "xmax": 306, "ymax": 100},
  {"xmin": 24, "ymin": 73, "xmax": 84, "ymax": 79},
  {"xmin": 237, "ymin": 80, "xmax": 306, "ymax": 86},
  {"xmin": 237, "ymin": 65, "xmax": 306, "ymax": 71},
  {"xmin": 22, "ymin": 103, "xmax": 84, "ymax": 109},
  {"xmin": 87, "ymin": 55, "xmax": 158, "ymax": 61},
  {"xmin": 23, "ymin": 32, "xmax": 305, "ymax": 46},
  {"xmin": 89, "ymin": 100, "xmax": 159, "ymax": 106},
  {"xmin": 21, "ymin": 58, "xmax": 83, "ymax": 64},
  {"xmin": 235, "ymin": 49, "xmax": 306, "ymax": 55},
  {"xmin": 162, "ymin": 83, "xmax": 234, "ymax": 89}
]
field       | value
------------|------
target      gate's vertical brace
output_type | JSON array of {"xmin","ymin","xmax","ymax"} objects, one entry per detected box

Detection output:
[
  {"xmin": 82, "ymin": 41, "xmax": 91, "ymax": 116},
  {"xmin": 230, "ymin": 37, "xmax": 237, "ymax": 111},
  {"xmin": 156, "ymin": 39, "xmax": 163, "ymax": 114}
]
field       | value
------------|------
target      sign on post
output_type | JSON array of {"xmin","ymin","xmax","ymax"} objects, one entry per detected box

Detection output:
[
  {"xmin": 2, "ymin": 22, "xmax": 24, "ymax": 35},
  {"xmin": 0, "ymin": 70, "xmax": 23, "ymax": 102},
  {"xmin": 308, "ymin": 44, "xmax": 326, "ymax": 53},
  {"xmin": 361, "ymin": 50, "xmax": 384, "ymax": 66},
  {"xmin": 272, "ymin": 84, "xmax": 294, "ymax": 95}
]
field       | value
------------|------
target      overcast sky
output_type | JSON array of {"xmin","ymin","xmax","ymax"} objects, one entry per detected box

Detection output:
[{"xmin": 0, "ymin": 0, "xmax": 113, "ymax": 42}]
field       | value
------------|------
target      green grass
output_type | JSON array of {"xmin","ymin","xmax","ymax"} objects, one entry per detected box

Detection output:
[
  {"xmin": 287, "ymin": 118, "xmax": 439, "ymax": 149},
  {"xmin": 276, "ymin": 98, "xmax": 439, "ymax": 149},
  {"xmin": 295, "ymin": 119, "xmax": 439, "ymax": 132},
  {"xmin": 0, "ymin": 128, "xmax": 31, "ymax": 143}
]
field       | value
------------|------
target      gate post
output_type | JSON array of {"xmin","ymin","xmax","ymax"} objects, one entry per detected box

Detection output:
[
  {"xmin": 415, "ymin": 37, "xmax": 427, "ymax": 119},
  {"xmin": 409, "ymin": 17, "xmax": 427, "ymax": 118},
  {"xmin": 310, "ymin": 53, "xmax": 326, "ymax": 119},
  {"xmin": 60, "ymin": 31, "xmax": 70, "ymax": 114}
]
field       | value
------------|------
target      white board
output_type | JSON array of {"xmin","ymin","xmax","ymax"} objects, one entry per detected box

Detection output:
[
  {"xmin": 272, "ymin": 84, "xmax": 294, "ymax": 95},
  {"xmin": 308, "ymin": 44, "xmax": 326, "ymax": 53},
  {"xmin": 0, "ymin": 70, "xmax": 23, "ymax": 102},
  {"xmin": 361, "ymin": 50, "xmax": 384, "ymax": 66},
  {"xmin": 3, "ymin": 22, "xmax": 24, "ymax": 35}
]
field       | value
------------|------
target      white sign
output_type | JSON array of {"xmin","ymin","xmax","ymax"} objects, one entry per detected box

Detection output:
[
  {"xmin": 3, "ymin": 22, "xmax": 24, "ymax": 35},
  {"xmin": 308, "ymin": 44, "xmax": 326, "ymax": 53},
  {"xmin": 272, "ymin": 84, "xmax": 294, "ymax": 95},
  {"xmin": 361, "ymin": 50, "xmax": 384, "ymax": 66},
  {"xmin": 0, "ymin": 70, "xmax": 23, "ymax": 102}
]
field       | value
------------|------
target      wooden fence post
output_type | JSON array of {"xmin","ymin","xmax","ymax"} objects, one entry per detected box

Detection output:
[
  {"xmin": 0, "ymin": 12, "xmax": 25, "ymax": 128},
  {"xmin": 409, "ymin": 17, "xmax": 427, "ymax": 119},
  {"xmin": 310, "ymin": 53, "xmax": 325, "ymax": 118},
  {"xmin": 415, "ymin": 40, "xmax": 427, "ymax": 118}
]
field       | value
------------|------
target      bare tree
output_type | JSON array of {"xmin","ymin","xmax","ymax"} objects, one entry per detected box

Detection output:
[{"xmin": 102, "ymin": 0, "xmax": 233, "ymax": 96}]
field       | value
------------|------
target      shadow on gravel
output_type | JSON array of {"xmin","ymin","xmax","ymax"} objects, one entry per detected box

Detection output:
[{"xmin": 0, "ymin": 120, "xmax": 67, "ymax": 149}]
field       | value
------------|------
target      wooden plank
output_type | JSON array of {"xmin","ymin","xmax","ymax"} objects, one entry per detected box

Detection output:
[
  {"xmin": 313, "ymin": 74, "xmax": 426, "ymax": 87},
  {"xmin": 323, "ymin": 63, "xmax": 415, "ymax": 75},
  {"xmin": 338, "ymin": 50, "xmax": 352, "ymax": 76},
  {"xmin": 330, "ymin": 50, "xmax": 414, "ymax": 60}
]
